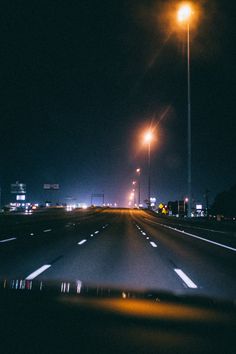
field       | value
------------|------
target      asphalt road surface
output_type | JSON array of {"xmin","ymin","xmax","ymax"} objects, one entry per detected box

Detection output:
[{"xmin": 0, "ymin": 208, "xmax": 236, "ymax": 300}]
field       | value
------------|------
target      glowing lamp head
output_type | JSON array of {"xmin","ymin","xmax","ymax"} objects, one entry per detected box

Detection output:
[
  {"xmin": 144, "ymin": 131, "xmax": 153, "ymax": 144},
  {"xmin": 177, "ymin": 4, "xmax": 192, "ymax": 23}
]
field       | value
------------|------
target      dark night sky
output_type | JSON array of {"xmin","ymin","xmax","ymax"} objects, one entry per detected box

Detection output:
[{"xmin": 0, "ymin": 0, "xmax": 235, "ymax": 206}]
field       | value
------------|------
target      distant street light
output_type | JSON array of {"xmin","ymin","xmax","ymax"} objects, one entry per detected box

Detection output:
[
  {"xmin": 184, "ymin": 197, "xmax": 189, "ymax": 216},
  {"xmin": 132, "ymin": 181, "xmax": 136, "ymax": 207},
  {"xmin": 143, "ymin": 130, "xmax": 154, "ymax": 209},
  {"xmin": 136, "ymin": 168, "xmax": 141, "ymax": 207},
  {"xmin": 177, "ymin": 2, "xmax": 194, "ymax": 218}
]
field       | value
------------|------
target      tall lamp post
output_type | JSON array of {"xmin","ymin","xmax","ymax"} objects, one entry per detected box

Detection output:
[
  {"xmin": 177, "ymin": 3, "xmax": 193, "ymax": 218},
  {"xmin": 136, "ymin": 168, "xmax": 141, "ymax": 207},
  {"xmin": 144, "ymin": 131, "xmax": 153, "ymax": 209}
]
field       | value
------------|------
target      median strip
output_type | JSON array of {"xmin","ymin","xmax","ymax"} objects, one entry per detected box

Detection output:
[
  {"xmin": 174, "ymin": 269, "xmax": 197, "ymax": 289},
  {"xmin": 25, "ymin": 265, "xmax": 51, "ymax": 280}
]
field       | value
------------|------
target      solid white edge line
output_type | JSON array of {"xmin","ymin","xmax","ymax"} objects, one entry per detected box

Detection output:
[
  {"xmin": 0, "ymin": 237, "xmax": 17, "ymax": 243},
  {"xmin": 144, "ymin": 218, "xmax": 236, "ymax": 252},
  {"xmin": 150, "ymin": 241, "xmax": 157, "ymax": 248},
  {"xmin": 144, "ymin": 218, "xmax": 229, "ymax": 234},
  {"xmin": 78, "ymin": 239, "xmax": 87, "ymax": 245},
  {"xmin": 174, "ymin": 269, "xmax": 198, "ymax": 289},
  {"xmin": 25, "ymin": 265, "xmax": 51, "ymax": 280},
  {"xmin": 179, "ymin": 225, "xmax": 228, "ymax": 234}
]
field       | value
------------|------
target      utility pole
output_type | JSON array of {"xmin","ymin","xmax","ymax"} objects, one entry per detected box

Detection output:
[{"xmin": 205, "ymin": 189, "xmax": 210, "ymax": 217}]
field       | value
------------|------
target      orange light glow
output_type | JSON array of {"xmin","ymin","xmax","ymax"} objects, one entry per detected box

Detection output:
[
  {"xmin": 144, "ymin": 131, "xmax": 153, "ymax": 144},
  {"xmin": 177, "ymin": 3, "xmax": 192, "ymax": 23}
]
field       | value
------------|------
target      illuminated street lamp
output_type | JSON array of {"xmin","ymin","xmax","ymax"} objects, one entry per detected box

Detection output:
[
  {"xmin": 177, "ymin": 3, "xmax": 192, "ymax": 23},
  {"xmin": 132, "ymin": 181, "xmax": 137, "ymax": 206},
  {"xmin": 143, "ymin": 130, "xmax": 154, "ymax": 209},
  {"xmin": 177, "ymin": 2, "xmax": 193, "ymax": 217},
  {"xmin": 136, "ymin": 168, "xmax": 141, "ymax": 207},
  {"xmin": 184, "ymin": 197, "xmax": 189, "ymax": 216}
]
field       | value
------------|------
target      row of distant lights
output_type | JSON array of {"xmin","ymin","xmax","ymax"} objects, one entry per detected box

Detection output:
[
  {"xmin": 6, "ymin": 279, "xmax": 82, "ymax": 294},
  {"xmin": 66, "ymin": 203, "xmax": 118, "ymax": 211},
  {"xmin": 66, "ymin": 204, "xmax": 88, "ymax": 211},
  {"xmin": 7, "ymin": 203, "xmax": 38, "ymax": 214},
  {"xmin": 103, "ymin": 203, "xmax": 117, "ymax": 207},
  {"xmin": 6, "ymin": 279, "xmax": 136, "ymax": 299}
]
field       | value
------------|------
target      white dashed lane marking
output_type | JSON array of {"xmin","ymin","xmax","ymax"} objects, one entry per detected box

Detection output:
[
  {"xmin": 150, "ymin": 241, "xmax": 158, "ymax": 248},
  {"xmin": 0, "ymin": 237, "xmax": 17, "ymax": 243},
  {"xmin": 78, "ymin": 239, "xmax": 87, "ymax": 245},
  {"xmin": 135, "ymin": 224, "xmax": 158, "ymax": 247},
  {"xmin": 174, "ymin": 269, "xmax": 198, "ymax": 289},
  {"xmin": 25, "ymin": 265, "xmax": 51, "ymax": 280}
]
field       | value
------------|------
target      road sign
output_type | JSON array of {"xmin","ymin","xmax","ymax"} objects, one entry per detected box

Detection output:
[
  {"xmin": 43, "ymin": 184, "xmax": 60, "ymax": 190},
  {"xmin": 11, "ymin": 182, "xmax": 26, "ymax": 194},
  {"xmin": 16, "ymin": 195, "xmax": 26, "ymax": 201}
]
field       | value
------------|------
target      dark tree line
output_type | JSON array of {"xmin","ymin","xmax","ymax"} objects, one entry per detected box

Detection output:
[{"xmin": 211, "ymin": 184, "xmax": 236, "ymax": 217}]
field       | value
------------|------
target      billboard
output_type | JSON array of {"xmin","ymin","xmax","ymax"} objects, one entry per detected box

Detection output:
[
  {"xmin": 16, "ymin": 195, "xmax": 26, "ymax": 201},
  {"xmin": 11, "ymin": 182, "xmax": 26, "ymax": 194},
  {"xmin": 43, "ymin": 184, "xmax": 60, "ymax": 190}
]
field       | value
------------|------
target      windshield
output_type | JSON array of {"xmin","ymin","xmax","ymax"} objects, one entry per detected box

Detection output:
[{"xmin": 0, "ymin": 0, "xmax": 235, "ymax": 303}]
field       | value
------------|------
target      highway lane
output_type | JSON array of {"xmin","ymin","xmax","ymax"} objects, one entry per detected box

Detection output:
[
  {"xmin": 0, "ymin": 209, "xmax": 236, "ymax": 300},
  {"xmin": 132, "ymin": 211, "xmax": 236, "ymax": 299},
  {"xmin": 0, "ymin": 208, "xmax": 113, "ymax": 278}
]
